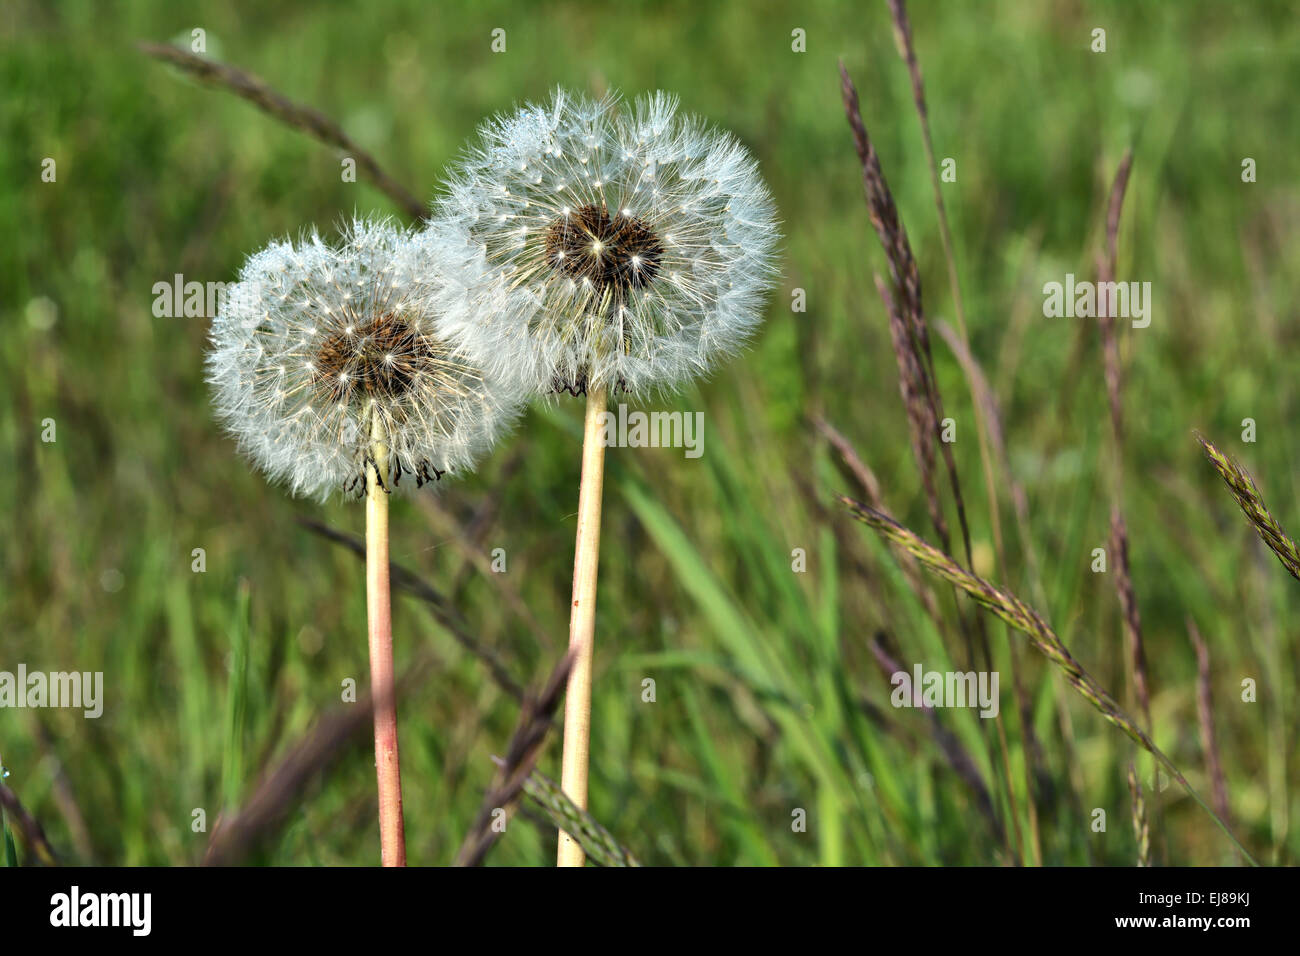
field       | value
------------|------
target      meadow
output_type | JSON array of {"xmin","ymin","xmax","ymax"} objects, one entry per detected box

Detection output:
[{"xmin": 2, "ymin": 0, "xmax": 1298, "ymax": 866}]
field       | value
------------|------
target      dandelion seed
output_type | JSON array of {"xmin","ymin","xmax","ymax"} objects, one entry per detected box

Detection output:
[
  {"xmin": 423, "ymin": 89, "xmax": 780, "ymax": 398},
  {"xmin": 207, "ymin": 218, "xmax": 525, "ymax": 500}
]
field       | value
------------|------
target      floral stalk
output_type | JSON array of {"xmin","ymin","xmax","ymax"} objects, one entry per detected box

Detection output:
[
  {"xmin": 558, "ymin": 385, "xmax": 608, "ymax": 867},
  {"xmin": 421, "ymin": 90, "xmax": 779, "ymax": 867},
  {"xmin": 365, "ymin": 404, "xmax": 405, "ymax": 866}
]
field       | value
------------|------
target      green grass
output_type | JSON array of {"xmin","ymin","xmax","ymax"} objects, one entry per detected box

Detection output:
[{"xmin": 2, "ymin": 0, "xmax": 1298, "ymax": 865}]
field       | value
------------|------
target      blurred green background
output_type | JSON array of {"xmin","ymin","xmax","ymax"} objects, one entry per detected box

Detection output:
[{"xmin": 2, "ymin": 0, "xmax": 1297, "ymax": 865}]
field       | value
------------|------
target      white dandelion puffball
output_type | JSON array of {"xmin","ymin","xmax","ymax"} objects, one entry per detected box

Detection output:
[
  {"xmin": 423, "ymin": 89, "xmax": 780, "ymax": 397},
  {"xmin": 207, "ymin": 219, "xmax": 524, "ymax": 500}
]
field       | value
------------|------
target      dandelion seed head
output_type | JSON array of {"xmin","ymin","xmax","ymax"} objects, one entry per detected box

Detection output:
[
  {"xmin": 424, "ymin": 89, "xmax": 780, "ymax": 397},
  {"xmin": 207, "ymin": 219, "xmax": 525, "ymax": 500}
]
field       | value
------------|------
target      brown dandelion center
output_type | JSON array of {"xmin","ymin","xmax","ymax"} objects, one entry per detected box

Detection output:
[
  {"xmin": 313, "ymin": 313, "xmax": 430, "ymax": 404},
  {"xmin": 543, "ymin": 203, "xmax": 662, "ymax": 294}
]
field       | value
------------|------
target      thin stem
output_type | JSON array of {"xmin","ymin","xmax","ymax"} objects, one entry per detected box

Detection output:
[
  {"xmin": 138, "ymin": 43, "xmax": 425, "ymax": 221},
  {"xmin": 366, "ymin": 404, "xmax": 406, "ymax": 866},
  {"xmin": 557, "ymin": 385, "xmax": 609, "ymax": 867}
]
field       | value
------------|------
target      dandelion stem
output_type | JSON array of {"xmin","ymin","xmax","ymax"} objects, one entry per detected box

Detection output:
[
  {"xmin": 366, "ymin": 404, "xmax": 406, "ymax": 866},
  {"xmin": 558, "ymin": 384, "xmax": 608, "ymax": 867}
]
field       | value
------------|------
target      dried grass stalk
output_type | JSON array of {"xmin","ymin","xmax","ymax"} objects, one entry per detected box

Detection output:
[
  {"xmin": 1186, "ymin": 617, "xmax": 1231, "ymax": 827},
  {"xmin": 1110, "ymin": 508, "xmax": 1151, "ymax": 732},
  {"xmin": 139, "ymin": 42, "xmax": 425, "ymax": 220},
  {"xmin": 840, "ymin": 61, "xmax": 976, "ymax": 570},
  {"xmin": 876, "ymin": 274, "xmax": 949, "ymax": 551},
  {"xmin": 456, "ymin": 650, "xmax": 575, "ymax": 867},
  {"xmin": 840, "ymin": 60, "xmax": 991, "ymax": 693},
  {"xmin": 1094, "ymin": 153, "xmax": 1151, "ymax": 741},
  {"xmin": 885, "ymin": 0, "xmax": 1006, "ymax": 588}
]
